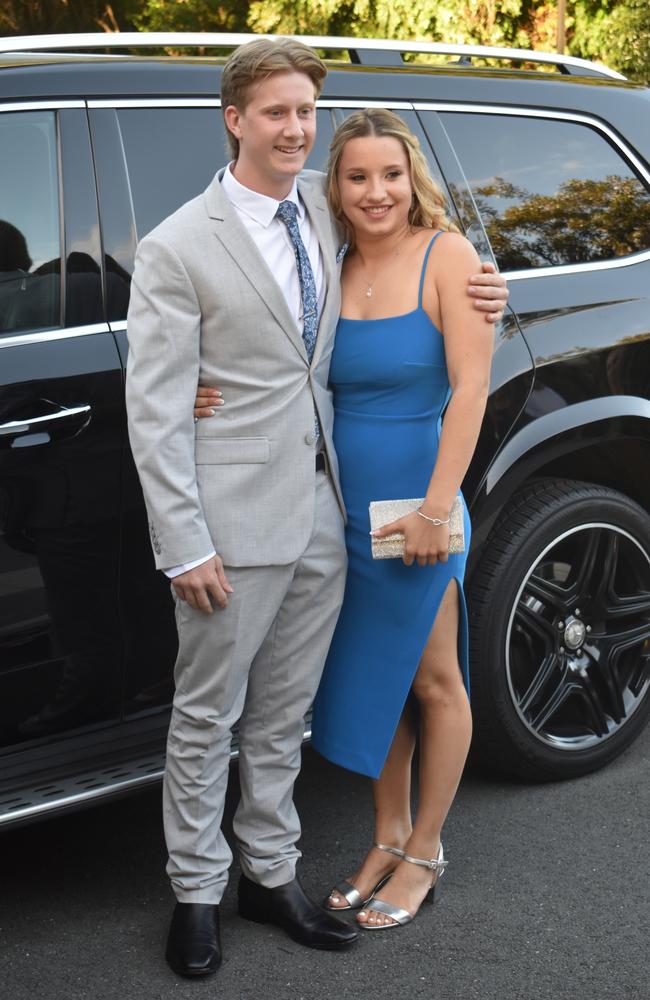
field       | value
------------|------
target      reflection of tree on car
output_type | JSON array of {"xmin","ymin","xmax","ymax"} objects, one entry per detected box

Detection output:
[{"xmin": 475, "ymin": 175, "xmax": 650, "ymax": 270}]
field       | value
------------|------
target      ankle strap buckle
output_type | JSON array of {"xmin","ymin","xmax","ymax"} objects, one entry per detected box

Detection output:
[{"xmin": 402, "ymin": 851, "xmax": 448, "ymax": 873}]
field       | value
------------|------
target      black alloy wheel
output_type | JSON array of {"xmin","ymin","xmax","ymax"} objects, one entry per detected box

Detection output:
[{"xmin": 468, "ymin": 479, "xmax": 650, "ymax": 780}]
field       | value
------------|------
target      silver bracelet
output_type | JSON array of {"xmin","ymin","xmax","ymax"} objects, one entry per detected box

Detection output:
[{"xmin": 416, "ymin": 507, "xmax": 450, "ymax": 526}]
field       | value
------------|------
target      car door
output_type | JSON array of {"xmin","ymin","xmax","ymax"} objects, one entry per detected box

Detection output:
[{"xmin": 0, "ymin": 104, "xmax": 124, "ymax": 752}]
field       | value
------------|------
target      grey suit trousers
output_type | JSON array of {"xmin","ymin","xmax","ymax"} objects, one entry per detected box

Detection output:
[{"xmin": 163, "ymin": 469, "xmax": 346, "ymax": 903}]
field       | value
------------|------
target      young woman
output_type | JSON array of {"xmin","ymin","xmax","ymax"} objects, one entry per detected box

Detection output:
[
  {"xmin": 194, "ymin": 109, "xmax": 495, "ymax": 931},
  {"xmin": 310, "ymin": 108, "xmax": 492, "ymax": 930}
]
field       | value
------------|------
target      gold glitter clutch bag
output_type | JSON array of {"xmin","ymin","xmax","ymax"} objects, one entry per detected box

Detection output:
[{"xmin": 369, "ymin": 497, "xmax": 465, "ymax": 559}]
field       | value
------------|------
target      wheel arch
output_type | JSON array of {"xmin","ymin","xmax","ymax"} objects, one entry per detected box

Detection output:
[{"xmin": 468, "ymin": 396, "xmax": 650, "ymax": 574}]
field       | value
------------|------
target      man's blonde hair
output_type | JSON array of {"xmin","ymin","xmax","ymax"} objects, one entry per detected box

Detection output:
[
  {"xmin": 221, "ymin": 38, "xmax": 327, "ymax": 159},
  {"xmin": 326, "ymin": 108, "xmax": 460, "ymax": 249}
]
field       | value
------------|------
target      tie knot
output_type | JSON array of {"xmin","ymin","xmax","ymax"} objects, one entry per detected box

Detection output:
[{"xmin": 276, "ymin": 199, "xmax": 298, "ymax": 226}]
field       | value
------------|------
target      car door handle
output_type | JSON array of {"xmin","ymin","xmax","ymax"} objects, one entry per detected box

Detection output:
[{"xmin": 0, "ymin": 403, "xmax": 92, "ymax": 443}]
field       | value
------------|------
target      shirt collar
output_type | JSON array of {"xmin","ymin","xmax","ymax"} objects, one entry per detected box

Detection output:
[{"xmin": 221, "ymin": 163, "xmax": 304, "ymax": 228}]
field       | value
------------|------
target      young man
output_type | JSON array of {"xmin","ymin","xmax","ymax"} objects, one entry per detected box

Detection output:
[{"xmin": 125, "ymin": 37, "xmax": 508, "ymax": 978}]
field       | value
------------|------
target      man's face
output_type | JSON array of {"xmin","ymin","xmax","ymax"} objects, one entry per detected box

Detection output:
[{"xmin": 225, "ymin": 71, "xmax": 317, "ymax": 197}]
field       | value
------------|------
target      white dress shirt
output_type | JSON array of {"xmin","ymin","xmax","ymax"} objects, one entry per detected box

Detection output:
[{"xmin": 164, "ymin": 164, "xmax": 325, "ymax": 578}]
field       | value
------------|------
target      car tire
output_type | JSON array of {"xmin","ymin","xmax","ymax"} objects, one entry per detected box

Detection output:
[{"xmin": 467, "ymin": 478, "xmax": 650, "ymax": 780}]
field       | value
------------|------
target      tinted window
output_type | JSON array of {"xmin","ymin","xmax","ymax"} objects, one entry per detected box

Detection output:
[
  {"xmin": 0, "ymin": 111, "xmax": 60, "ymax": 334},
  {"xmin": 118, "ymin": 106, "xmax": 334, "ymax": 240},
  {"xmin": 117, "ymin": 108, "xmax": 227, "ymax": 239},
  {"xmin": 440, "ymin": 113, "xmax": 650, "ymax": 271},
  {"xmin": 308, "ymin": 108, "xmax": 336, "ymax": 174}
]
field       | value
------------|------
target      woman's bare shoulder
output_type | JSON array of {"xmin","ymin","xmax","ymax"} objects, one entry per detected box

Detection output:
[
  {"xmin": 429, "ymin": 230, "xmax": 481, "ymax": 272},
  {"xmin": 433, "ymin": 229, "xmax": 477, "ymax": 253}
]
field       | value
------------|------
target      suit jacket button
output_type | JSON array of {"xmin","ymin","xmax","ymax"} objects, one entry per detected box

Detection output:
[{"xmin": 304, "ymin": 431, "xmax": 316, "ymax": 446}]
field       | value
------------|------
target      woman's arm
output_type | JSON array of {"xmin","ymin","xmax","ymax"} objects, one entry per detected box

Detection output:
[{"xmin": 422, "ymin": 232, "xmax": 494, "ymax": 517}]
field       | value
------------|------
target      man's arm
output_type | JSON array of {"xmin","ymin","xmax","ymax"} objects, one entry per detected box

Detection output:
[
  {"xmin": 468, "ymin": 260, "xmax": 509, "ymax": 323},
  {"xmin": 125, "ymin": 235, "xmax": 232, "ymax": 611}
]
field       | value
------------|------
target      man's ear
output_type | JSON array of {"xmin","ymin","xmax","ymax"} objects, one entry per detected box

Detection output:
[{"xmin": 224, "ymin": 105, "xmax": 242, "ymax": 142}]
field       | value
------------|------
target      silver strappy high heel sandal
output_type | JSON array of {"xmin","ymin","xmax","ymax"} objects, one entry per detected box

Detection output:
[
  {"xmin": 358, "ymin": 843, "xmax": 447, "ymax": 930},
  {"xmin": 324, "ymin": 842, "xmax": 405, "ymax": 911}
]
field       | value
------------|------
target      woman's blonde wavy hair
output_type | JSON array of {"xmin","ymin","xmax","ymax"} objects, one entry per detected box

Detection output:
[{"xmin": 326, "ymin": 108, "xmax": 459, "ymax": 249}]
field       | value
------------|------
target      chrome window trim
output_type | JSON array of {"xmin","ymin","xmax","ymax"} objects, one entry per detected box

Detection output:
[
  {"xmin": 0, "ymin": 323, "xmax": 110, "ymax": 349},
  {"xmin": 503, "ymin": 251, "xmax": 650, "ymax": 282},
  {"xmin": 0, "ymin": 32, "xmax": 625, "ymax": 80},
  {"xmin": 110, "ymin": 320, "xmax": 128, "ymax": 332},
  {"xmin": 0, "ymin": 100, "xmax": 85, "ymax": 112},
  {"xmin": 416, "ymin": 102, "xmax": 650, "ymax": 281},
  {"xmin": 88, "ymin": 98, "xmax": 221, "ymax": 109},
  {"xmin": 88, "ymin": 98, "xmax": 412, "ymax": 111}
]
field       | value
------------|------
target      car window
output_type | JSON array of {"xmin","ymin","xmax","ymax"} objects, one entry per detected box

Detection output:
[
  {"xmin": 117, "ymin": 107, "xmax": 228, "ymax": 240},
  {"xmin": 439, "ymin": 112, "xmax": 650, "ymax": 271},
  {"xmin": 0, "ymin": 111, "xmax": 61, "ymax": 335},
  {"xmin": 117, "ymin": 107, "xmax": 334, "ymax": 241}
]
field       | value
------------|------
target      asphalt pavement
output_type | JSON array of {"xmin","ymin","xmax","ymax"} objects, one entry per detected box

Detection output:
[{"xmin": 0, "ymin": 726, "xmax": 647, "ymax": 1000}]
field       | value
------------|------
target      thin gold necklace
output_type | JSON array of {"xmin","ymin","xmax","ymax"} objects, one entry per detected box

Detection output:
[{"xmin": 358, "ymin": 231, "xmax": 410, "ymax": 299}]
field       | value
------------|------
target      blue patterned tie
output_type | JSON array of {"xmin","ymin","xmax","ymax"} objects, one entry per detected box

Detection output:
[
  {"xmin": 275, "ymin": 200, "xmax": 319, "ymax": 362},
  {"xmin": 276, "ymin": 199, "xmax": 320, "ymax": 440}
]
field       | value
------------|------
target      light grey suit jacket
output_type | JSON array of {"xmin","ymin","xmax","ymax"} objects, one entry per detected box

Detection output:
[{"xmin": 125, "ymin": 168, "xmax": 344, "ymax": 570}]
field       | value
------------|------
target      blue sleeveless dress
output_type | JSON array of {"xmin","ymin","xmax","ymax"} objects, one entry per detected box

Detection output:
[{"xmin": 311, "ymin": 234, "xmax": 471, "ymax": 780}]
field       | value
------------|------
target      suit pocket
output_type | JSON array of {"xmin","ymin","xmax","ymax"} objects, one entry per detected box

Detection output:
[{"xmin": 195, "ymin": 436, "xmax": 270, "ymax": 465}]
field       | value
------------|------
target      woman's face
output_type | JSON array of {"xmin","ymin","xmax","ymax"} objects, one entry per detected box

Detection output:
[{"xmin": 337, "ymin": 134, "xmax": 413, "ymax": 240}]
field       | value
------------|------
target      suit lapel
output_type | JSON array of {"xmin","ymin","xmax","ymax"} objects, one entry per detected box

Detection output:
[
  {"xmin": 204, "ymin": 172, "xmax": 308, "ymax": 362},
  {"xmin": 298, "ymin": 177, "xmax": 339, "ymax": 367}
]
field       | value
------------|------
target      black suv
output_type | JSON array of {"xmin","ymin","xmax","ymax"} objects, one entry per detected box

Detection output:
[{"xmin": 2, "ymin": 33, "xmax": 650, "ymax": 830}]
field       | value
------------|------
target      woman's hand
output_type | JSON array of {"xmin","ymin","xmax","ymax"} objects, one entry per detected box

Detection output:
[
  {"xmin": 372, "ymin": 511, "xmax": 450, "ymax": 567},
  {"xmin": 194, "ymin": 385, "xmax": 223, "ymax": 419}
]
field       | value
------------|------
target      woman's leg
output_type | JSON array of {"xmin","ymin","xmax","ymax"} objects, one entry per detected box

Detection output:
[
  {"xmin": 327, "ymin": 702, "xmax": 416, "ymax": 907},
  {"xmin": 358, "ymin": 580, "xmax": 472, "ymax": 926}
]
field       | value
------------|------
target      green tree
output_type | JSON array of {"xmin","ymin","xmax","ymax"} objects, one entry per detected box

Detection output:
[
  {"xmin": 133, "ymin": 0, "xmax": 250, "ymax": 32},
  {"xmin": 474, "ymin": 174, "xmax": 650, "ymax": 270},
  {"xmin": 246, "ymin": 1, "xmax": 535, "ymax": 45},
  {"xmin": 0, "ymin": 1, "xmax": 139, "ymax": 34},
  {"xmin": 247, "ymin": 1, "xmax": 433, "ymax": 38},
  {"xmin": 572, "ymin": 1, "xmax": 650, "ymax": 83}
]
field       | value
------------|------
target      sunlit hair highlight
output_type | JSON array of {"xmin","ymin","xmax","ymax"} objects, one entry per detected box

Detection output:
[
  {"xmin": 326, "ymin": 108, "xmax": 460, "ymax": 248},
  {"xmin": 221, "ymin": 38, "xmax": 327, "ymax": 160}
]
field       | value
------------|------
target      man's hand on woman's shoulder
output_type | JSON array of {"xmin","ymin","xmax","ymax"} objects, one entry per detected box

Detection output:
[{"xmin": 468, "ymin": 260, "xmax": 508, "ymax": 324}]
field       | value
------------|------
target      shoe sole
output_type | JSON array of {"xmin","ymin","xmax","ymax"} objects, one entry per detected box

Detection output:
[{"xmin": 165, "ymin": 950, "xmax": 222, "ymax": 977}]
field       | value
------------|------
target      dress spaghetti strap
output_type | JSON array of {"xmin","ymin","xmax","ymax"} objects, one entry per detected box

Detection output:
[{"xmin": 417, "ymin": 232, "xmax": 444, "ymax": 310}]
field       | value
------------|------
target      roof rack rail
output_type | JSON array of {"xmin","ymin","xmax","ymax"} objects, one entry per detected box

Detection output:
[{"xmin": 0, "ymin": 32, "xmax": 626, "ymax": 81}]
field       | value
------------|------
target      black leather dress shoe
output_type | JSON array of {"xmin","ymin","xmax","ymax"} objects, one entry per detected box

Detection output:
[
  {"xmin": 165, "ymin": 902, "xmax": 222, "ymax": 977},
  {"xmin": 238, "ymin": 874, "xmax": 358, "ymax": 950}
]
